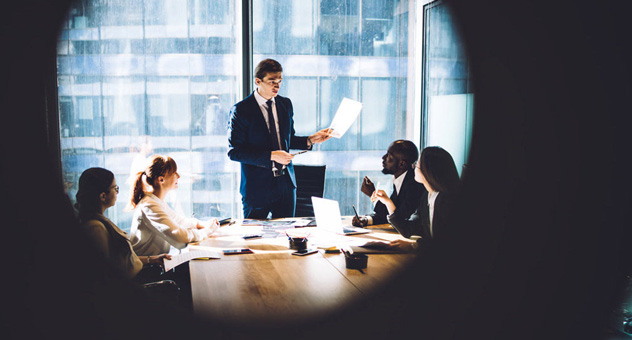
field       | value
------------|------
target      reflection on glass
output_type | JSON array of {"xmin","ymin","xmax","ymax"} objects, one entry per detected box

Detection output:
[
  {"xmin": 57, "ymin": 0, "xmax": 470, "ymax": 228},
  {"xmin": 252, "ymin": 0, "xmax": 414, "ymax": 215},
  {"xmin": 422, "ymin": 0, "xmax": 474, "ymax": 176},
  {"xmin": 57, "ymin": 0, "xmax": 241, "ymax": 231}
]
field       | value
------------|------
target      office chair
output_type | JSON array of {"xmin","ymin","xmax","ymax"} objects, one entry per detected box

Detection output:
[
  {"xmin": 136, "ymin": 264, "xmax": 181, "ymax": 307},
  {"xmin": 293, "ymin": 165, "xmax": 326, "ymax": 217}
]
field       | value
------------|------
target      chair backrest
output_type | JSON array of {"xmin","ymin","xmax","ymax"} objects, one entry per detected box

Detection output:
[{"xmin": 293, "ymin": 164, "xmax": 326, "ymax": 217}]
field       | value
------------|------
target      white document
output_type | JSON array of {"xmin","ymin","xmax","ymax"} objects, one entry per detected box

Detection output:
[
  {"xmin": 163, "ymin": 250, "xmax": 221, "ymax": 272},
  {"xmin": 328, "ymin": 98, "xmax": 362, "ymax": 138}
]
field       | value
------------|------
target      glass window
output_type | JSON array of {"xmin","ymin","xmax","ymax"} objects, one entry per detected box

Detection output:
[
  {"xmin": 252, "ymin": 0, "xmax": 416, "ymax": 216},
  {"xmin": 422, "ymin": 0, "xmax": 474, "ymax": 175},
  {"xmin": 57, "ymin": 0, "xmax": 471, "ymax": 227},
  {"xmin": 57, "ymin": 0, "xmax": 241, "ymax": 232}
]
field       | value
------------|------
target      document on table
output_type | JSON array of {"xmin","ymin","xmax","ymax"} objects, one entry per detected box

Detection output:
[
  {"xmin": 328, "ymin": 98, "xmax": 362, "ymax": 138},
  {"xmin": 163, "ymin": 250, "xmax": 222, "ymax": 271}
]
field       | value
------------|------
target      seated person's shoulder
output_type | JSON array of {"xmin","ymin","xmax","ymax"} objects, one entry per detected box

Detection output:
[
  {"xmin": 410, "ymin": 180, "xmax": 427, "ymax": 195},
  {"xmin": 81, "ymin": 219, "xmax": 107, "ymax": 234},
  {"xmin": 138, "ymin": 196, "xmax": 157, "ymax": 209},
  {"xmin": 81, "ymin": 219, "xmax": 110, "ymax": 245}
]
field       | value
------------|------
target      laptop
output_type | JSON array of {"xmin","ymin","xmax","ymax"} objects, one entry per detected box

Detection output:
[{"xmin": 311, "ymin": 197, "xmax": 370, "ymax": 235}]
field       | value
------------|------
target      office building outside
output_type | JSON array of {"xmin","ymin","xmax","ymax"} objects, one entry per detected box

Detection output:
[{"xmin": 56, "ymin": 0, "xmax": 471, "ymax": 231}]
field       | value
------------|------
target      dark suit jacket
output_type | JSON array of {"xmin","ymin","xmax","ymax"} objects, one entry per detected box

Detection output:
[
  {"xmin": 370, "ymin": 170, "xmax": 426, "ymax": 225},
  {"xmin": 227, "ymin": 92, "xmax": 311, "ymax": 206},
  {"xmin": 388, "ymin": 191, "xmax": 456, "ymax": 250}
]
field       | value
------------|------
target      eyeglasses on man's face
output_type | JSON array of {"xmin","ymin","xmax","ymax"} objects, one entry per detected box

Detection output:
[{"xmin": 261, "ymin": 78, "xmax": 282, "ymax": 87}]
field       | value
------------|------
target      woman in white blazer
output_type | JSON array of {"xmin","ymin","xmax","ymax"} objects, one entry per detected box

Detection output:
[{"xmin": 128, "ymin": 155, "xmax": 220, "ymax": 256}]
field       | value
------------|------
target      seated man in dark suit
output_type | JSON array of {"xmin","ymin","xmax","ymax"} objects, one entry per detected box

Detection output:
[{"xmin": 352, "ymin": 140, "xmax": 426, "ymax": 227}]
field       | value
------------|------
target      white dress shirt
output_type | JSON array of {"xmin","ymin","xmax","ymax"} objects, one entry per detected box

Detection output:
[
  {"xmin": 254, "ymin": 89, "xmax": 285, "ymax": 170},
  {"xmin": 129, "ymin": 193, "xmax": 217, "ymax": 255},
  {"xmin": 254, "ymin": 89, "xmax": 283, "ymax": 149},
  {"xmin": 367, "ymin": 171, "xmax": 408, "ymax": 225},
  {"xmin": 393, "ymin": 170, "xmax": 407, "ymax": 195}
]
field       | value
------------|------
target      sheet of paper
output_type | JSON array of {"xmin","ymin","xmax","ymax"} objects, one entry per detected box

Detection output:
[
  {"xmin": 163, "ymin": 250, "xmax": 222, "ymax": 272},
  {"xmin": 328, "ymin": 98, "xmax": 362, "ymax": 138}
]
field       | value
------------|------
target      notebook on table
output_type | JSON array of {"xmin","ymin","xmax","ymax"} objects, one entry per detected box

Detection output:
[{"xmin": 311, "ymin": 197, "xmax": 370, "ymax": 235}]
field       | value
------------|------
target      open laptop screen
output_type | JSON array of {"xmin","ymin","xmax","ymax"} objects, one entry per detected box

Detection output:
[{"xmin": 311, "ymin": 197, "xmax": 370, "ymax": 235}]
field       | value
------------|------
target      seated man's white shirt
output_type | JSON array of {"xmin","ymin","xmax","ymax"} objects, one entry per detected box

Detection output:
[{"xmin": 367, "ymin": 171, "xmax": 407, "ymax": 225}]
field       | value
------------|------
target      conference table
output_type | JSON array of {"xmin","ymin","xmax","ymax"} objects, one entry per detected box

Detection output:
[{"xmin": 186, "ymin": 217, "xmax": 416, "ymax": 325}]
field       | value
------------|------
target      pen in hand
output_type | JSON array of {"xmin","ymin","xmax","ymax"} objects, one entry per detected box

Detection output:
[
  {"xmin": 291, "ymin": 150, "xmax": 308, "ymax": 156},
  {"xmin": 352, "ymin": 204, "xmax": 360, "ymax": 220}
]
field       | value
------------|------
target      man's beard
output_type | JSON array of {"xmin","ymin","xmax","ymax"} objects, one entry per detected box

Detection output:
[{"xmin": 381, "ymin": 167, "xmax": 395, "ymax": 175}]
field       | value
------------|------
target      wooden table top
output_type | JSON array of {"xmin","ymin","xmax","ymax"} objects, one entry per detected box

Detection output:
[{"xmin": 187, "ymin": 219, "xmax": 416, "ymax": 325}]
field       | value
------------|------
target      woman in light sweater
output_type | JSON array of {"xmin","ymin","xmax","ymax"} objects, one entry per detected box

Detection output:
[
  {"xmin": 128, "ymin": 155, "xmax": 220, "ymax": 256},
  {"xmin": 372, "ymin": 146, "xmax": 460, "ymax": 252},
  {"xmin": 76, "ymin": 167, "xmax": 171, "ymax": 279}
]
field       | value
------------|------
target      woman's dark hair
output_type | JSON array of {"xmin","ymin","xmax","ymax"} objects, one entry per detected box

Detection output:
[
  {"xmin": 129, "ymin": 154, "xmax": 177, "ymax": 209},
  {"xmin": 75, "ymin": 167, "xmax": 114, "ymax": 219},
  {"xmin": 255, "ymin": 58, "xmax": 283, "ymax": 80},
  {"xmin": 419, "ymin": 146, "xmax": 461, "ymax": 193},
  {"xmin": 76, "ymin": 167, "xmax": 131, "ymax": 265}
]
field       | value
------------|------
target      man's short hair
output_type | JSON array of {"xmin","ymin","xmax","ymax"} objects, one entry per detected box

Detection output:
[
  {"xmin": 255, "ymin": 59, "xmax": 283, "ymax": 80},
  {"xmin": 390, "ymin": 140, "xmax": 419, "ymax": 165}
]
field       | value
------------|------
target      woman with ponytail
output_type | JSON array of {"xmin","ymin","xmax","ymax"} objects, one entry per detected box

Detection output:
[
  {"xmin": 128, "ymin": 155, "xmax": 220, "ymax": 256},
  {"xmin": 76, "ymin": 167, "xmax": 171, "ymax": 279}
]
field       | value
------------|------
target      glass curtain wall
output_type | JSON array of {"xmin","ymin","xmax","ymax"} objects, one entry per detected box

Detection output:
[
  {"xmin": 422, "ymin": 0, "xmax": 473, "ymax": 175},
  {"xmin": 252, "ymin": 0, "xmax": 417, "ymax": 216},
  {"xmin": 57, "ymin": 0, "xmax": 422, "ymax": 228},
  {"xmin": 57, "ymin": 0, "xmax": 241, "ymax": 231}
]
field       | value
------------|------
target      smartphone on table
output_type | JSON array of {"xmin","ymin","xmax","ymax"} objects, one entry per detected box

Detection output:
[
  {"xmin": 218, "ymin": 218, "xmax": 232, "ymax": 225},
  {"xmin": 222, "ymin": 248, "xmax": 254, "ymax": 255},
  {"xmin": 291, "ymin": 248, "xmax": 318, "ymax": 256}
]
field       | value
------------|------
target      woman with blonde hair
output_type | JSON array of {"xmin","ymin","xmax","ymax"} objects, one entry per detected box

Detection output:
[{"xmin": 128, "ymin": 155, "xmax": 220, "ymax": 256}]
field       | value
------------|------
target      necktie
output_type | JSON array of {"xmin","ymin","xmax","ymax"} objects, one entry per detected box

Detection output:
[
  {"xmin": 390, "ymin": 184, "xmax": 398, "ymax": 203},
  {"xmin": 266, "ymin": 100, "xmax": 283, "ymax": 171}
]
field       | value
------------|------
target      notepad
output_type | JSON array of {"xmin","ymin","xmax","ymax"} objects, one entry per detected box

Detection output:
[
  {"xmin": 350, "ymin": 241, "xmax": 406, "ymax": 254},
  {"xmin": 163, "ymin": 250, "xmax": 221, "ymax": 271}
]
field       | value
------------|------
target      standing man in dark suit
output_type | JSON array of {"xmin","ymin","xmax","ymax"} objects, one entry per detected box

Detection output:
[
  {"xmin": 228, "ymin": 59, "xmax": 332, "ymax": 219},
  {"xmin": 352, "ymin": 140, "xmax": 426, "ymax": 227}
]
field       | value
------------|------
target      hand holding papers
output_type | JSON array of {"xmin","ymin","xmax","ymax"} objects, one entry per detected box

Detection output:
[
  {"xmin": 308, "ymin": 128, "xmax": 334, "ymax": 145},
  {"xmin": 328, "ymin": 98, "xmax": 363, "ymax": 138}
]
